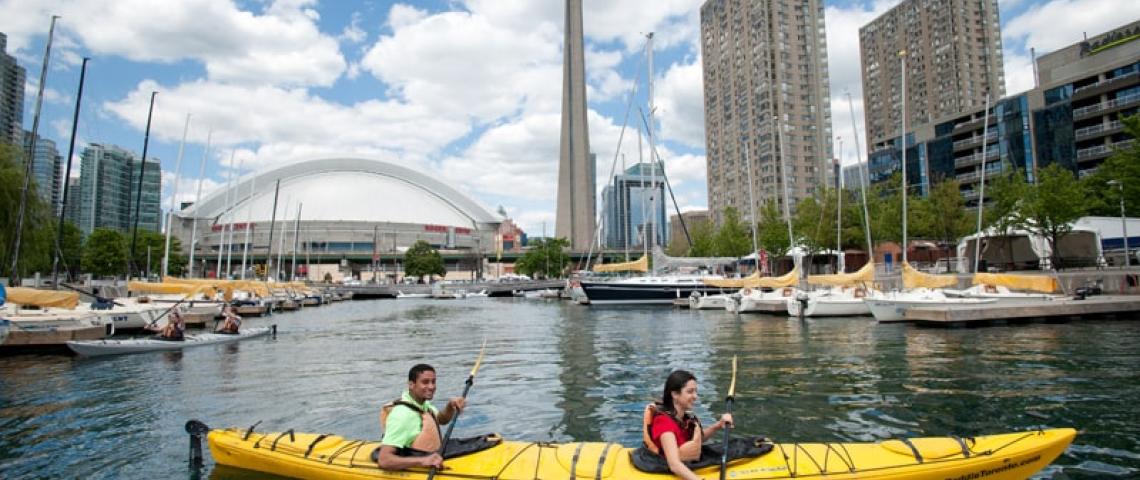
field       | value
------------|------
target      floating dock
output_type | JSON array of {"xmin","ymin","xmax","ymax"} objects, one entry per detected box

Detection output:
[{"xmin": 903, "ymin": 295, "xmax": 1140, "ymax": 326}]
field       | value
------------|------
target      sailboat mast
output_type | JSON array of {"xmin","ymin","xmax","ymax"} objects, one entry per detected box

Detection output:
[
  {"xmin": 646, "ymin": 32, "xmax": 657, "ymax": 272},
  {"xmin": 900, "ymin": 51, "xmax": 908, "ymax": 265},
  {"xmin": 187, "ymin": 130, "xmax": 212, "ymax": 278},
  {"xmin": 128, "ymin": 91, "xmax": 158, "ymax": 281},
  {"xmin": 744, "ymin": 144, "xmax": 759, "ymax": 260},
  {"xmin": 776, "ymin": 115, "xmax": 793, "ymax": 246},
  {"xmin": 225, "ymin": 159, "xmax": 243, "ymax": 275},
  {"xmin": 216, "ymin": 150, "xmax": 235, "ymax": 277},
  {"xmin": 51, "ymin": 56, "xmax": 88, "ymax": 286},
  {"xmin": 162, "ymin": 114, "xmax": 191, "ymax": 278},
  {"xmin": 240, "ymin": 172, "xmax": 256, "ymax": 279},
  {"xmin": 836, "ymin": 137, "xmax": 844, "ymax": 272},
  {"xmin": 847, "ymin": 92, "xmax": 874, "ymax": 255},
  {"xmin": 291, "ymin": 203, "xmax": 303, "ymax": 281},
  {"xmin": 973, "ymin": 94, "xmax": 992, "ymax": 273},
  {"xmin": 9, "ymin": 15, "xmax": 58, "ymax": 285}
]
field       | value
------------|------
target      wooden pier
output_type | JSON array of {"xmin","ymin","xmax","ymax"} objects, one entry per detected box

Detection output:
[{"xmin": 903, "ymin": 295, "xmax": 1140, "ymax": 326}]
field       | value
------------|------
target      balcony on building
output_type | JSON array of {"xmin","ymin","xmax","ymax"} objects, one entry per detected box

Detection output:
[
  {"xmin": 1072, "ymin": 91, "xmax": 1140, "ymax": 119},
  {"xmin": 953, "ymin": 148, "xmax": 1000, "ymax": 169}
]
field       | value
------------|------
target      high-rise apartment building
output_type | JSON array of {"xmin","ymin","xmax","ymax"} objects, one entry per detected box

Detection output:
[
  {"xmin": 862, "ymin": 20, "xmax": 1140, "ymax": 203},
  {"xmin": 21, "ymin": 130, "xmax": 63, "ymax": 214},
  {"xmin": 0, "ymin": 32, "xmax": 26, "ymax": 145},
  {"xmin": 701, "ymin": 0, "xmax": 833, "ymax": 226},
  {"xmin": 860, "ymin": 0, "xmax": 1005, "ymax": 150},
  {"xmin": 601, "ymin": 162, "xmax": 667, "ymax": 250},
  {"xmin": 69, "ymin": 143, "xmax": 161, "ymax": 235}
]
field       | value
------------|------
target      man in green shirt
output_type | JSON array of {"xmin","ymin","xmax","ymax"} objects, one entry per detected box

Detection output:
[{"xmin": 377, "ymin": 364, "xmax": 466, "ymax": 471}]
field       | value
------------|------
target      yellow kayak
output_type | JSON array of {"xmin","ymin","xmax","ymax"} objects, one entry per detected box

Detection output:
[{"xmin": 204, "ymin": 423, "xmax": 1075, "ymax": 479}]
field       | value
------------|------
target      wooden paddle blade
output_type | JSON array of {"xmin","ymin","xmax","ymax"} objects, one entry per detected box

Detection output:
[
  {"xmin": 470, "ymin": 338, "xmax": 487, "ymax": 377},
  {"xmin": 727, "ymin": 355, "xmax": 738, "ymax": 399}
]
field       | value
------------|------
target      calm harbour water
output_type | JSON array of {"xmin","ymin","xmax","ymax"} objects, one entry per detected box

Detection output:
[{"xmin": 1, "ymin": 298, "xmax": 1138, "ymax": 479}]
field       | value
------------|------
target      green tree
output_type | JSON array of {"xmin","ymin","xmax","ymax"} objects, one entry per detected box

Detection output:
[
  {"xmin": 867, "ymin": 173, "xmax": 903, "ymax": 246},
  {"xmin": 924, "ymin": 179, "xmax": 973, "ymax": 264},
  {"xmin": 56, "ymin": 221, "xmax": 84, "ymax": 281},
  {"xmin": 129, "ymin": 229, "xmax": 188, "ymax": 278},
  {"xmin": 404, "ymin": 240, "xmax": 445, "ymax": 281},
  {"xmin": 515, "ymin": 237, "xmax": 569, "ymax": 278},
  {"xmin": 1081, "ymin": 114, "xmax": 1140, "ymax": 216},
  {"xmin": 1023, "ymin": 163, "xmax": 1088, "ymax": 269},
  {"xmin": 757, "ymin": 199, "xmax": 791, "ymax": 271},
  {"xmin": 983, "ymin": 168, "xmax": 1030, "ymax": 267},
  {"xmin": 0, "ymin": 143, "xmax": 56, "ymax": 280},
  {"xmin": 83, "ymin": 228, "xmax": 129, "ymax": 278},
  {"xmin": 712, "ymin": 207, "xmax": 753, "ymax": 257},
  {"xmin": 685, "ymin": 219, "xmax": 716, "ymax": 257}
]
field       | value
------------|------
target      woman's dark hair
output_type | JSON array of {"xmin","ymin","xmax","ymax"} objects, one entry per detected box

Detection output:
[
  {"xmin": 408, "ymin": 363, "xmax": 436, "ymax": 382},
  {"xmin": 660, "ymin": 370, "xmax": 697, "ymax": 412}
]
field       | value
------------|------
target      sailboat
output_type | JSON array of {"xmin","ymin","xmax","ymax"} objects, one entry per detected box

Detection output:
[
  {"xmin": 579, "ymin": 33, "xmax": 732, "ymax": 306},
  {"xmin": 865, "ymin": 87, "xmax": 1011, "ymax": 322}
]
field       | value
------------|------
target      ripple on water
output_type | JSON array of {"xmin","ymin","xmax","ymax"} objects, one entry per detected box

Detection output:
[{"xmin": 0, "ymin": 299, "xmax": 1137, "ymax": 478}]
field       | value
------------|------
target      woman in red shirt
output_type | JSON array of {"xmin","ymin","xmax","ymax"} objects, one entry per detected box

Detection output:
[{"xmin": 648, "ymin": 370, "xmax": 734, "ymax": 479}]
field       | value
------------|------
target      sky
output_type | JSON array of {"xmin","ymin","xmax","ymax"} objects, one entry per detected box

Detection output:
[{"xmin": 1, "ymin": 0, "xmax": 1138, "ymax": 238}]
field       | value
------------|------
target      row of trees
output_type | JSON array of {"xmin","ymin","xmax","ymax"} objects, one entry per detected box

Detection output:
[
  {"xmin": 401, "ymin": 237, "xmax": 570, "ymax": 281},
  {"xmin": 672, "ymin": 115, "xmax": 1140, "ymax": 268},
  {"xmin": 0, "ymin": 143, "xmax": 187, "ymax": 282}
]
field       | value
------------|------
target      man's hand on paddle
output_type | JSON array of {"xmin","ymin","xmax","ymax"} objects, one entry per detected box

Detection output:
[
  {"xmin": 438, "ymin": 397, "xmax": 466, "ymax": 424},
  {"xmin": 419, "ymin": 452, "xmax": 444, "ymax": 469}
]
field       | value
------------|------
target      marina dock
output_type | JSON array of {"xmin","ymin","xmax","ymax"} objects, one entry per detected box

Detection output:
[{"xmin": 903, "ymin": 294, "xmax": 1140, "ymax": 326}]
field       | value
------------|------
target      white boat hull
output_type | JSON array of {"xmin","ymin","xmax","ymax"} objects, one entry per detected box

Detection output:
[
  {"xmin": 865, "ymin": 296, "xmax": 998, "ymax": 322},
  {"xmin": 67, "ymin": 325, "xmax": 276, "ymax": 357},
  {"xmin": 689, "ymin": 293, "xmax": 731, "ymax": 310}
]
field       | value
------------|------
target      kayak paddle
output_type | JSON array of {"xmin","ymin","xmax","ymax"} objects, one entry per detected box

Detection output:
[
  {"xmin": 719, "ymin": 355, "xmax": 738, "ymax": 480},
  {"xmin": 427, "ymin": 338, "xmax": 486, "ymax": 480}
]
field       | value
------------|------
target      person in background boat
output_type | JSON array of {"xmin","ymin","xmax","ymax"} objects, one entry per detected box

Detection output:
[
  {"xmin": 147, "ymin": 311, "xmax": 186, "ymax": 341},
  {"xmin": 90, "ymin": 287, "xmax": 115, "ymax": 310},
  {"xmin": 217, "ymin": 305, "xmax": 242, "ymax": 334},
  {"xmin": 646, "ymin": 370, "xmax": 733, "ymax": 480},
  {"xmin": 376, "ymin": 364, "xmax": 467, "ymax": 471}
]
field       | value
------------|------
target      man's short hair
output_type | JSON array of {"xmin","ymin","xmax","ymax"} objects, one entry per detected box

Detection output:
[{"xmin": 408, "ymin": 363, "xmax": 435, "ymax": 382}]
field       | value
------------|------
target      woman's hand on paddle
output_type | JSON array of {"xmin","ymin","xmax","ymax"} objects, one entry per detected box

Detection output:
[{"xmin": 717, "ymin": 413, "xmax": 734, "ymax": 429}]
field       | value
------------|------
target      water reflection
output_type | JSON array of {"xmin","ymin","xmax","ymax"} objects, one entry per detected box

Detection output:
[{"xmin": 0, "ymin": 301, "xmax": 1136, "ymax": 479}]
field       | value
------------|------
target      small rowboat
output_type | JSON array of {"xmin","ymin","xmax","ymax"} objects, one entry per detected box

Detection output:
[{"xmin": 66, "ymin": 325, "xmax": 276, "ymax": 357}]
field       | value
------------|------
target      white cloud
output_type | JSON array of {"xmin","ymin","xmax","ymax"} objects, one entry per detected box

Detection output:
[
  {"xmin": 655, "ymin": 57, "xmax": 705, "ymax": 148},
  {"xmin": 102, "ymin": 79, "xmax": 471, "ymax": 170},
  {"xmin": 1003, "ymin": 0, "xmax": 1140, "ymax": 55},
  {"xmin": 824, "ymin": 0, "xmax": 895, "ymax": 166},
  {"xmin": 361, "ymin": 10, "xmax": 562, "ymax": 123},
  {"xmin": 0, "ymin": 0, "xmax": 347, "ymax": 87},
  {"xmin": 340, "ymin": 11, "xmax": 367, "ymax": 44}
]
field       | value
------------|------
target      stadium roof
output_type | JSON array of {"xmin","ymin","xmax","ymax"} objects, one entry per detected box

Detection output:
[{"xmin": 180, "ymin": 158, "xmax": 499, "ymax": 228}]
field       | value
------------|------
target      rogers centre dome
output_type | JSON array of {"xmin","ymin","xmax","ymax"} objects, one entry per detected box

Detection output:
[{"xmin": 172, "ymin": 158, "xmax": 502, "ymax": 280}]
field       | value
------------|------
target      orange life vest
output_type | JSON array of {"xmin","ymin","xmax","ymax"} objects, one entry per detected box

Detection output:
[
  {"xmin": 641, "ymin": 403, "xmax": 703, "ymax": 462},
  {"xmin": 380, "ymin": 399, "xmax": 442, "ymax": 452}
]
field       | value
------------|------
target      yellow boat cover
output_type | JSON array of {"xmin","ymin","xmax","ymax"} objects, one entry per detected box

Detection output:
[
  {"xmin": 5, "ymin": 287, "xmax": 79, "ymax": 309},
  {"xmin": 902, "ymin": 263, "xmax": 958, "ymax": 289},
  {"xmin": 593, "ymin": 255, "xmax": 648, "ymax": 273},
  {"xmin": 807, "ymin": 262, "xmax": 874, "ymax": 287},
  {"xmin": 229, "ymin": 280, "xmax": 270, "ymax": 297},
  {"xmin": 207, "ymin": 426, "xmax": 1075, "ymax": 480},
  {"xmin": 704, "ymin": 266, "xmax": 801, "ymax": 288},
  {"xmin": 129, "ymin": 281, "xmax": 199, "ymax": 295},
  {"xmin": 973, "ymin": 272, "xmax": 1058, "ymax": 293}
]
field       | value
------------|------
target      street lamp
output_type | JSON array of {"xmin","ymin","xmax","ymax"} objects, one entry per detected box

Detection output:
[{"xmin": 1109, "ymin": 180, "xmax": 1128, "ymax": 268}]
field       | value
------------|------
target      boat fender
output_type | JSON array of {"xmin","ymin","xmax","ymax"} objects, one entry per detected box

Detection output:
[
  {"xmin": 271, "ymin": 429, "xmax": 295, "ymax": 451},
  {"xmin": 271, "ymin": 324, "xmax": 277, "ymax": 338},
  {"xmin": 305, "ymin": 434, "xmax": 330, "ymax": 458},
  {"xmin": 244, "ymin": 420, "xmax": 263, "ymax": 440}
]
